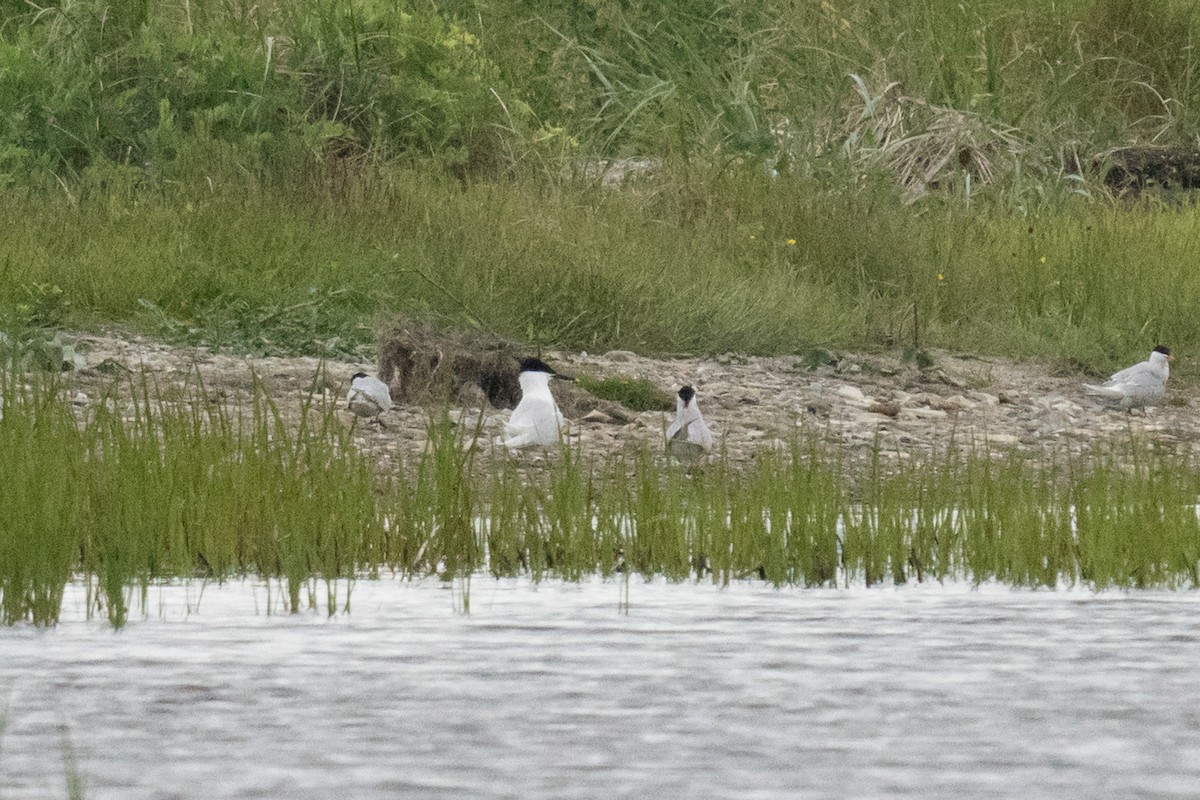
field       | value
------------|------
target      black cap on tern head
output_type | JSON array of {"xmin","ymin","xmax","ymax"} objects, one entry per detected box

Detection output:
[
  {"xmin": 678, "ymin": 385, "xmax": 696, "ymax": 403},
  {"xmin": 1153, "ymin": 345, "xmax": 1171, "ymax": 357},
  {"xmin": 519, "ymin": 357, "xmax": 555, "ymax": 375},
  {"xmin": 352, "ymin": 371, "xmax": 368, "ymax": 380}
]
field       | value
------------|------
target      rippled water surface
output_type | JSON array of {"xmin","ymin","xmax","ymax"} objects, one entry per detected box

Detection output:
[{"xmin": 4, "ymin": 578, "xmax": 1200, "ymax": 799}]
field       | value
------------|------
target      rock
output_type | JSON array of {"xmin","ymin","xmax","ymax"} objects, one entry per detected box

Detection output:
[
  {"xmin": 801, "ymin": 398, "xmax": 832, "ymax": 417},
  {"xmin": 85, "ymin": 358, "xmax": 132, "ymax": 376},
  {"xmin": 836, "ymin": 385, "xmax": 871, "ymax": 406},
  {"xmin": 936, "ymin": 394, "xmax": 977, "ymax": 412},
  {"xmin": 868, "ymin": 401, "xmax": 901, "ymax": 418},
  {"xmin": 933, "ymin": 368, "xmax": 969, "ymax": 389},
  {"xmin": 983, "ymin": 433, "xmax": 1020, "ymax": 446},
  {"xmin": 602, "ymin": 403, "xmax": 636, "ymax": 424},
  {"xmin": 603, "ymin": 350, "xmax": 637, "ymax": 363},
  {"xmin": 582, "ymin": 409, "xmax": 615, "ymax": 424}
]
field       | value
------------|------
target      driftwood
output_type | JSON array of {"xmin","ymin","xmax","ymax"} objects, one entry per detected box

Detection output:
[{"xmin": 1100, "ymin": 145, "xmax": 1200, "ymax": 194}]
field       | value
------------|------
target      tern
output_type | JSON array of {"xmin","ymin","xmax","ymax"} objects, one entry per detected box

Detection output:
[
  {"xmin": 666, "ymin": 385, "xmax": 714, "ymax": 461},
  {"xmin": 347, "ymin": 372, "xmax": 393, "ymax": 426},
  {"xmin": 502, "ymin": 357, "xmax": 571, "ymax": 449},
  {"xmin": 1083, "ymin": 345, "xmax": 1173, "ymax": 411}
]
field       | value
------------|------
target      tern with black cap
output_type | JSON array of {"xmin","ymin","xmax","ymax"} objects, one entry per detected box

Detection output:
[
  {"xmin": 502, "ymin": 357, "xmax": 572, "ymax": 449},
  {"xmin": 666, "ymin": 384, "xmax": 714, "ymax": 461},
  {"xmin": 1083, "ymin": 345, "xmax": 1173, "ymax": 411}
]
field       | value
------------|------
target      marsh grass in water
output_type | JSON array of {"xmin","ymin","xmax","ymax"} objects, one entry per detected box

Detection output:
[{"xmin": 4, "ymin": 380, "xmax": 1200, "ymax": 627}]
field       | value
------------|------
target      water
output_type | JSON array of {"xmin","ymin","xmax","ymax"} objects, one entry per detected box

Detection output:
[{"xmin": 3, "ymin": 577, "xmax": 1200, "ymax": 799}]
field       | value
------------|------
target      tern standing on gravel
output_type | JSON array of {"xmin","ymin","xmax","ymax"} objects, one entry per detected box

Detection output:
[
  {"xmin": 347, "ymin": 372, "xmax": 393, "ymax": 426},
  {"xmin": 502, "ymin": 358, "xmax": 571, "ymax": 449},
  {"xmin": 667, "ymin": 385, "xmax": 714, "ymax": 461},
  {"xmin": 1083, "ymin": 345, "xmax": 1173, "ymax": 411}
]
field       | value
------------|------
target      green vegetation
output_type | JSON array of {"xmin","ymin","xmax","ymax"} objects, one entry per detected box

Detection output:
[
  {"xmin": 0, "ymin": 0, "xmax": 1197, "ymax": 370},
  {"xmin": 3, "ymin": 0, "xmax": 1197, "ymax": 181},
  {"xmin": 4, "ymin": 382, "xmax": 1200, "ymax": 627},
  {"xmin": 3, "ymin": 1, "xmax": 1199, "ymax": 622},
  {"xmin": 574, "ymin": 375, "xmax": 674, "ymax": 412},
  {"xmin": 4, "ymin": 179, "xmax": 1200, "ymax": 373}
]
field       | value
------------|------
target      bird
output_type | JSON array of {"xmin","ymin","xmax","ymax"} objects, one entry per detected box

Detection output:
[
  {"xmin": 346, "ymin": 372, "xmax": 393, "ymax": 426},
  {"xmin": 1083, "ymin": 345, "xmax": 1173, "ymax": 411},
  {"xmin": 666, "ymin": 385, "xmax": 714, "ymax": 461},
  {"xmin": 502, "ymin": 357, "xmax": 571, "ymax": 449}
]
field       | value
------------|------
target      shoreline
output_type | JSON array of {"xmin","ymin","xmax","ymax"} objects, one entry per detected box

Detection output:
[{"xmin": 49, "ymin": 329, "xmax": 1199, "ymax": 475}]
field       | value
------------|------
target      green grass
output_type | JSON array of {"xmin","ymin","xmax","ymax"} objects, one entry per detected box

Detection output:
[
  {"xmin": 3, "ymin": 0, "xmax": 1200, "ymax": 370},
  {"xmin": 4, "ymin": 0, "xmax": 1198, "ymax": 181},
  {"xmin": 2, "ymin": 175, "xmax": 1199, "ymax": 375},
  {"xmin": 574, "ymin": 375, "xmax": 674, "ymax": 412},
  {"xmin": 4, "ymin": 379, "xmax": 1200, "ymax": 627}
]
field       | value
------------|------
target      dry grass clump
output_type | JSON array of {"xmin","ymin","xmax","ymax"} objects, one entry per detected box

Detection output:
[
  {"xmin": 378, "ymin": 317, "xmax": 522, "ymax": 408},
  {"xmin": 840, "ymin": 74, "xmax": 1027, "ymax": 204},
  {"xmin": 376, "ymin": 316, "xmax": 636, "ymax": 420}
]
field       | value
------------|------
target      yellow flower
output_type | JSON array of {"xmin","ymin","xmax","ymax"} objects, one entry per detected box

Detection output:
[
  {"xmin": 786, "ymin": 238, "xmax": 797, "ymax": 246},
  {"xmin": 749, "ymin": 234, "xmax": 756, "ymax": 240},
  {"xmin": 937, "ymin": 273, "xmax": 945, "ymax": 281},
  {"xmin": 1040, "ymin": 256, "xmax": 1047, "ymax": 264}
]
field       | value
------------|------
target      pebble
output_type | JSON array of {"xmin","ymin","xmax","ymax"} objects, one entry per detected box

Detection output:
[
  {"xmin": 49, "ymin": 334, "xmax": 1199, "ymax": 478},
  {"xmin": 836, "ymin": 385, "xmax": 871, "ymax": 406}
]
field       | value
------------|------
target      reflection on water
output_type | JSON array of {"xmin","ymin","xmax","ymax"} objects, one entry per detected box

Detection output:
[{"xmin": 3, "ymin": 578, "xmax": 1200, "ymax": 799}]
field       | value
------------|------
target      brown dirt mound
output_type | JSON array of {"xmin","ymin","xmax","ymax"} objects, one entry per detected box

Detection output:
[
  {"xmin": 376, "ymin": 317, "xmax": 628, "ymax": 420},
  {"xmin": 378, "ymin": 318, "xmax": 522, "ymax": 408},
  {"xmin": 1100, "ymin": 145, "xmax": 1200, "ymax": 194}
]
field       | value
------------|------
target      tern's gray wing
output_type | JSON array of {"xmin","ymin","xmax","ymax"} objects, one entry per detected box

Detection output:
[
  {"xmin": 1085, "ymin": 367, "xmax": 1166, "ymax": 409},
  {"xmin": 347, "ymin": 388, "xmax": 385, "ymax": 417},
  {"xmin": 1106, "ymin": 360, "xmax": 1153, "ymax": 385},
  {"xmin": 1110, "ymin": 370, "xmax": 1167, "ymax": 405}
]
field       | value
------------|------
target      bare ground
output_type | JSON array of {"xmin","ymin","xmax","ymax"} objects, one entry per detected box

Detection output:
[{"xmin": 53, "ymin": 331, "xmax": 1200, "ymax": 475}]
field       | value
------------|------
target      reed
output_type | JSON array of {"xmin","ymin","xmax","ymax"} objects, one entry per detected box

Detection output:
[{"xmin": 3, "ymin": 380, "xmax": 1200, "ymax": 628}]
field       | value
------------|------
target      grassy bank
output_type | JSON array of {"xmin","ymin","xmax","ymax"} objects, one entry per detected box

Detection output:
[
  {"xmin": 3, "ymin": 381, "xmax": 1200, "ymax": 627},
  {"xmin": 2, "ymin": 0, "xmax": 1197, "ymax": 181},
  {"xmin": 2, "ymin": 0, "xmax": 1198, "ymax": 369},
  {"xmin": 2, "ymin": 173, "xmax": 1197, "ymax": 373}
]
